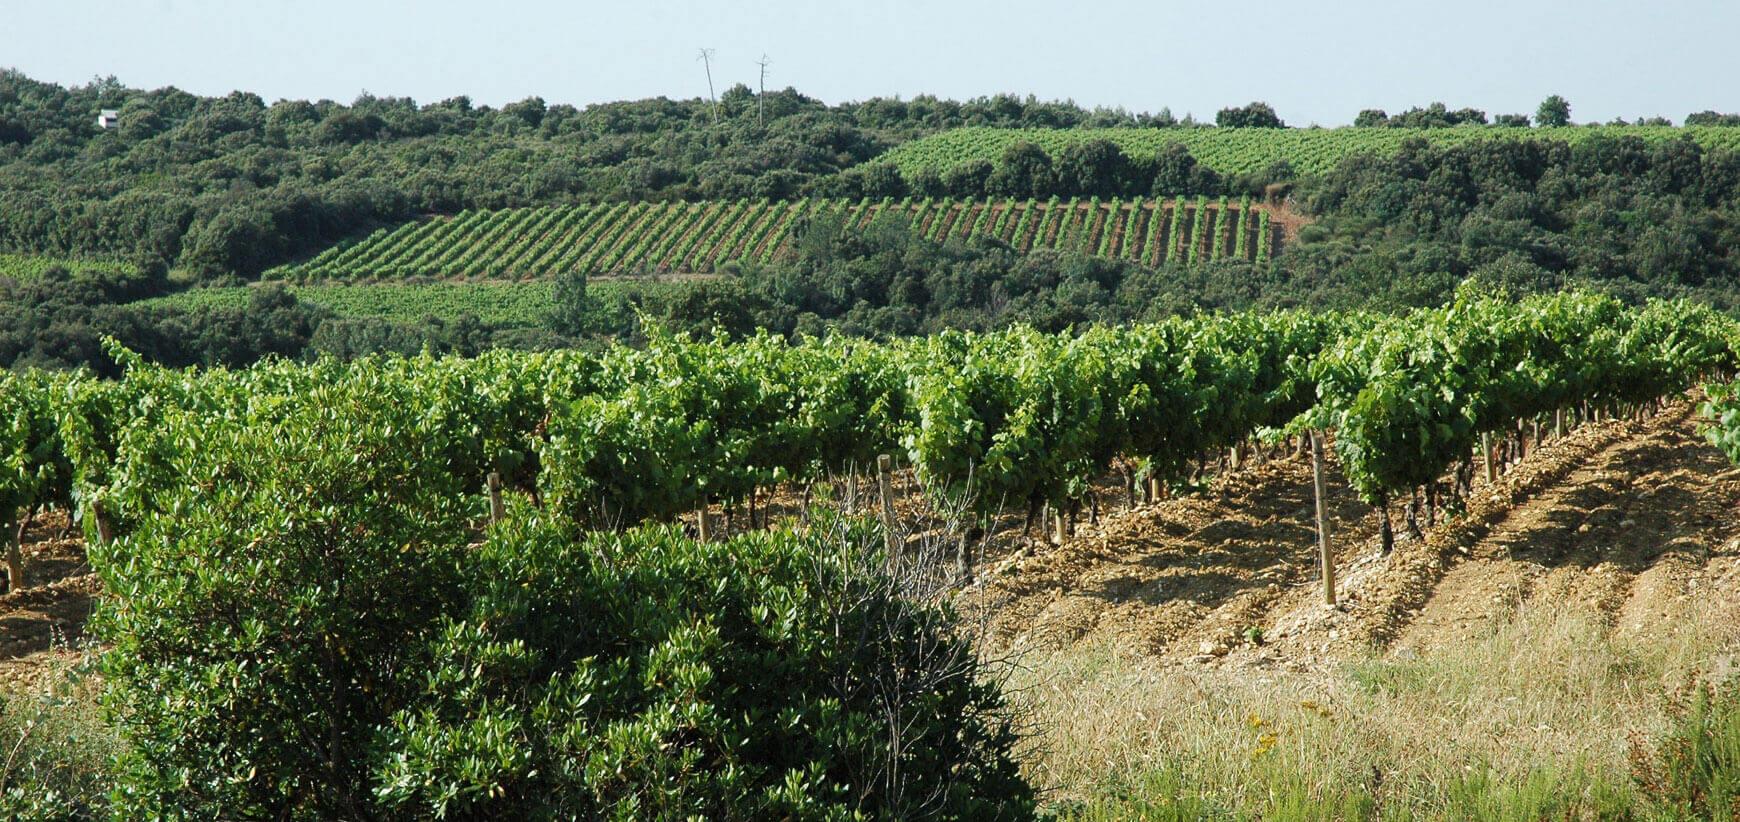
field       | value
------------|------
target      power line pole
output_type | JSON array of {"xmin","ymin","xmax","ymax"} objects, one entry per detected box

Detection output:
[
  {"xmin": 696, "ymin": 48, "xmax": 719, "ymax": 125},
  {"xmin": 755, "ymin": 54, "xmax": 771, "ymax": 128}
]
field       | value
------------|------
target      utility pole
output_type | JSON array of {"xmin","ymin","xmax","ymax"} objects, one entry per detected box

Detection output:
[
  {"xmin": 696, "ymin": 48, "xmax": 720, "ymax": 125},
  {"xmin": 755, "ymin": 54, "xmax": 771, "ymax": 128}
]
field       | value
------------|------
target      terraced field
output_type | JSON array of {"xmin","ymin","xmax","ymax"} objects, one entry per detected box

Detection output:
[
  {"xmin": 274, "ymin": 197, "xmax": 1281, "ymax": 280},
  {"xmin": 878, "ymin": 124, "xmax": 1740, "ymax": 178}
]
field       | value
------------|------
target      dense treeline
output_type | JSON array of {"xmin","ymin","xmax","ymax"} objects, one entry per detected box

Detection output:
[
  {"xmin": 1291, "ymin": 133, "xmax": 1740, "ymax": 305},
  {"xmin": 0, "ymin": 71, "xmax": 1188, "ymax": 279}
]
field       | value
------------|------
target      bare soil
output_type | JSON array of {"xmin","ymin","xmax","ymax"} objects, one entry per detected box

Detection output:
[
  {"xmin": 0, "ymin": 511, "xmax": 98, "ymax": 689},
  {"xmin": 970, "ymin": 398, "xmax": 1740, "ymax": 673}
]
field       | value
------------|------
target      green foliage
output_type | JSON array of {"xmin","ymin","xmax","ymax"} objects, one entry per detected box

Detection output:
[
  {"xmin": 94, "ymin": 374, "xmax": 475, "ymax": 818},
  {"xmin": 82, "ymin": 353, "xmax": 1031, "ymax": 817},
  {"xmin": 0, "ymin": 659, "xmax": 120, "ymax": 822},
  {"xmin": 1215, "ymin": 102, "xmax": 1285, "ymax": 129},
  {"xmin": 880, "ymin": 124, "xmax": 1740, "ymax": 181},
  {"xmin": 1536, "ymin": 95, "xmax": 1572, "ymax": 127},
  {"xmin": 1306, "ymin": 293, "xmax": 1738, "ymax": 503},
  {"xmin": 543, "ymin": 265, "xmax": 591, "ymax": 335},
  {"xmin": 1701, "ymin": 381, "xmax": 1740, "ymax": 465},
  {"xmin": 374, "ymin": 518, "xmax": 1033, "ymax": 820}
]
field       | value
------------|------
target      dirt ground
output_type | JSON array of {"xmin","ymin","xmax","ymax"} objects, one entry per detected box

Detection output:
[
  {"xmin": 968, "ymin": 397, "xmax": 1740, "ymax": 673},
  {"xmin": 0, "ymin": 511, "xmax": 98, "ymax": 690}
]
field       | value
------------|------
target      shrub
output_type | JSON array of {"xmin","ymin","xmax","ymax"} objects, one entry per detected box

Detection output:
[
  {"xmin": 93, "ymin": 369, "xmax": 1032, "ymax": 818},
  {"xmin": 373, "ymin": 516, "xmax": 1033, "ymax": 819},
  {"xmin": 93, "ymin": 377, "xmax": 475, "ymax": 819}
]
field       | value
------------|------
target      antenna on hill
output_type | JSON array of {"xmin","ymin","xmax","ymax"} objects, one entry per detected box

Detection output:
[
  {"xmin": 697, "ymin": 48, "xmax": 720, "ymax": 125},
  {"xmin": 755, "ymin": 54, "xmax": 772, "ymax": 127}
]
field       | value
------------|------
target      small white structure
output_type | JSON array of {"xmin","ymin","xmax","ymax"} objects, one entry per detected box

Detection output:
[{"xmin": 96, "ymin": 109, "xmax": 119, "ymax": 129}]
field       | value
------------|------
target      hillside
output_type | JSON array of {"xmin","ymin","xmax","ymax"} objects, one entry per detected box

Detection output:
[
  {"xmin": 881, "ymin": 124, "xmax": 1740, "ymax": 178},
  {"xmin": 273, "ymin": 196, "xmax": 1281, "ymax": 281}
]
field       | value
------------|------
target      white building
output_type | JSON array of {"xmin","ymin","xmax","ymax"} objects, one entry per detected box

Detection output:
[{"xmin": 96, "ymin": 109, "xmax": 119, "ymax": 129}]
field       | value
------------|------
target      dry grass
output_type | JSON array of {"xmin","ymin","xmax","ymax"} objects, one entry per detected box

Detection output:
[{"xmin": 1012, "ymin": 598, "xmax": 1740, "ymax": 820}]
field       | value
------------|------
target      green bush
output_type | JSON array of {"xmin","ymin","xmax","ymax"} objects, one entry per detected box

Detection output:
[
  {"xmin": 93, "ymin": 377, "xmax": 475, "ymax": 819},
  {"xmin": 373, "ymin": 516, "xmax": 1033, "ymax": 820},
  {"xmin": 93, "ymin": 372, "xmax": 1032, "ymax": 818}
]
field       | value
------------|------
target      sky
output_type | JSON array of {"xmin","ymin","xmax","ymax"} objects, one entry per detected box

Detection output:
[{"xmin": 4, "ymin": 0, "xmax": 1736, "ymax": 126}]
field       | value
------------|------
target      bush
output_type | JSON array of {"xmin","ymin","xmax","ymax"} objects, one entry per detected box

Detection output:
[
  {"xmin": 94, "ymin": 374, "xmax": 1032, "ymax": 818},
  {"xmin": 374, "ymin": 517, "xmax": 1033, "ymax": 819},
  {"xmin": 93, "ymin": 376, "xmax": 475, "ymax": 818}
]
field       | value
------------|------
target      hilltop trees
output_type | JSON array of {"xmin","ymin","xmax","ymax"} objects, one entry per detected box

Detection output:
[
  {"xmin": 1216, "ymin": 102, "xmax": 1285, "ymax": 128},
  {"xmin": 1537, "ymin": 95, "xmax": 1572, "ymax": 127}
]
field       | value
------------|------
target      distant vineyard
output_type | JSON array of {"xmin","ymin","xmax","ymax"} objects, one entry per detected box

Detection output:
[
  {"xmin": 0, "ymin": 252, "xmax": 133, "ymax": 281},
  {"xmin": 140, "ymin": 280, "xmax": 682, "ymax": 327},
  {"xmin": 877, "ymin": 125, "xmax": 1740, "ymax": 179},
  {"xmin": 275, "ymin": 197, "xmax": 1282, "ymax": 280}
]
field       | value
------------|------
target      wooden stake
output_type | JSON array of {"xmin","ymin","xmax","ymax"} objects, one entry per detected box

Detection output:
[
  {"xmin": 486, "ymin": 472, "xmax": 504, "ymax": 524},
  {"xmin": 92, "ymin": 495, "xmax": 113, "ymax": 546},
  {"xmin": 877, "ymin": 454, "xmax": 900, "ymax": 558},
  {"xmin": 3, "ymin": 507, "xmax": 22, "ymax": 594},
  {"xmin": 696, "ymin": 499, "xmax": 711, "ymax": 542},
  {"xmin": 1482, "ymin": 432, "xmax": 1495, "ymax": 484},
  {"xmin": 1311, "ymin": 431, "xmax": 1335, "ymax": 607}
]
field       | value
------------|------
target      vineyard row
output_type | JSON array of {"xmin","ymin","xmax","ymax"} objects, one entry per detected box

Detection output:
[
  {"xmin": 878, "ymin": 124, "xmax": 1740, "ymax": 179},
  {"xmin": 4, "ymin": 293, "xmax": 1736, "ymax": 597},
  {"xmin": 272, "ymin": 197, "xmax": 1282, "ymax": 281}
]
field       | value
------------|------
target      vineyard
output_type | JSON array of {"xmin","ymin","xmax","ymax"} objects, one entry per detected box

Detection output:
[
  {"xmin": 7, "ymin": 292, "xmax": 1740, "ymax": 818},
  {"xmin": 0, "ymin": 253, "xmax": 133, "ymax": 281},
  {"xmin": 136, "ymin": 280, "xmax": 677, "ymax": 327},
  {"xmin": 878, "ymin": 125, "xmax": 1740, "ymax": 178},
  {"xmin": 273, "ymin": 197, "xmax": 1281, "ymax": 281},
  {"xmin": 6, "ymin": 292, "xmax": 1737, "ymax": 576}
]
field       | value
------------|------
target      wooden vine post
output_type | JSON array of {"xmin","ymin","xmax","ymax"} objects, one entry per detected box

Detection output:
[
  {"xmin": 876, "ymin": 454, "xmax": 900, "ymax": 559},
  {"xmin": 696, "ymin": 498, "xmax": 711, "ymax": 542},
  {"xmin": 486, "ymin": 472, "xmax": 504, "ymax": 525},
  {"xmin": 1311, "ymin": 430, "xmax": 1336, "ymax": 606},
  {"xmin": 92, "ymin": 493, "xmax": 113, "ymax": 545},
  {"xmin": 3, "ymin": 507, "xmax": 21, "ymax": 594}
]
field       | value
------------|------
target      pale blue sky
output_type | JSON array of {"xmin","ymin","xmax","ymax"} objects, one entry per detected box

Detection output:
[{"xmin": 4, "ymin": 0, "xmax": 1736, "ymax": 125}]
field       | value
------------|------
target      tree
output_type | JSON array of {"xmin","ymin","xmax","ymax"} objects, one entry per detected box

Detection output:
[
  {"xmin": 1054, "ymin": 139, "xmax": 1136, "ymax": 196},
  {"xmin": 543, "ymin": 266, "xmax": 591, "ymax": 336},
  {"xmin": 1686, "ymin": 111, "xmax": 1740, "ymax": 127},
  {"xmin": 1216, "ymin": 102, "xmax": 1284, "ymax": 129},
  {"xmin": 1494, "ymin": 113, "xmax": 1531, "ymax": 128},
  {"xmin": 988, "ymin": 140, "xmax": 1055, "ymax": 197},
  {"xmin": 1354, "ymin": 109, "xmax": 1389, "ymax": 128},
  {"xmin": 942, "ymin": 158, "xmax": 994, "ymax": 197},
  {"xmin": 1536, "ymin": 95, "xmax": 1571, "ymax": 127},
  {"xmin": 1150, "ymin": 142, "xmax": 1218, "ymax": 196}
]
